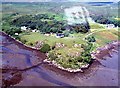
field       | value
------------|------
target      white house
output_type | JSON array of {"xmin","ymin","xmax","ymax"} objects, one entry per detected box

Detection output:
[
  {"xmin": 106, "ymin": 24, "xmax": 115, "ymax": 29},
  {"xmin": 15, "ymin": 33, "xmax": 19, "ymax": 35},
  {"xmin": 21, "ymin": 26, "xmax": 27, "ymax": 31},
  {"xmin": 56, "ymin": 33, "xmax": 64, "ymax": 38},
  {"xmin": 44, "ymin": 34, "xmax": 50, "ymax": 36}
]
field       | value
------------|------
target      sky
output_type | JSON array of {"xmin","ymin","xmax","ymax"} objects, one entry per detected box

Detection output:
[{"xmin": 2, "ymin": 0, "xmax": 119, "ymax": 2}]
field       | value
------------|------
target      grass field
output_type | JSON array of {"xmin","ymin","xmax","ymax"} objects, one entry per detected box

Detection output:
[
  {"xmin": 89, "ymin": 29, "xmax": 118, "ymax": 46},
  {"xmin": 89, "ymin": 23, "xmax": 104, "ymax": 29},
  {"xmin": 20, "ymin": 28, "xmax": 118, "ymax": 47},
  {"xmin": 20, "ymin": 32, "xmax": 85, "ymax": 47},
  {"xmin": 20, "ymin": 28, "xmax": 118, "ymax": 59}
]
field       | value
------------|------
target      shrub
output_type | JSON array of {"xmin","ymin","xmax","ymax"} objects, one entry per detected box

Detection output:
[
  {"xmin": 83, "ymin": 55, "xmax": 91, "ymax": 63},
  {"xmin": 51, "ymin": 43, "xmax": 56, "ymax": 50},
  {"xmin": 40, "ymin": 44, "xmax": 51, "ymax": 53},
  {"xmin": 86, "ymin": 36, "xmax": 96, "ymax": 42},
  {"xmin": 76, "ymin": 57, "xmax": 83, "ymax": 62},
  {"xmin": 63, "ymin": 30, "xmax": 69, "ymax": 37},
  {"xmin": 48, "ymin": 52, "xmax": 57, "ymax": 60},
  {"xmin": 28, "ymin": 42, "xmax": 34, "ymax": 46},
  {"xmin": 21, "ymin": 39, "xmax": 27, "ymax": 44}
]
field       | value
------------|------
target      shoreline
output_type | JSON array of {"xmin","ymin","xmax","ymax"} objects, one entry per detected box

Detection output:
[
  {"xmin": 1, "ymin": 31, "xmax": 40, "ymax": 50},
  {"xmin": 43, "ymin": 40, "xmax": 119, "ymax": 73},
  {"xmin": 1, "ymin": 31, "xmax": 119, "ymax": 73},
  {"xmin": 91, "ymin": 40, "xmax": 120, "ymax": 60}
]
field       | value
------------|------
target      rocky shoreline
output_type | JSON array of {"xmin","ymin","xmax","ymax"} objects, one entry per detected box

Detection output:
[
  {"xmin": 91, "ymin": 40, "xmax": 120, "ymax": 60},
  {"xmin": 1, "ymin": 31, "xmax": 40, "ymax": 50},
  {"xmin": 1, "ymin": 31, "xmax": 119, "ymax": 73},
  {"xmin": 44, "ymin": 41, "xmax": 119, "ymax": 73},
  {"xmin": 43, "ymin": 59, "xmax": 88, "ymax": 73}
]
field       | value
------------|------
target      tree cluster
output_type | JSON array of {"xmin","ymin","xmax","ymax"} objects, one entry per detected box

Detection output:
[{"xmin": 91, "ymin": 15, "xmax": 120, "ymax": 27}]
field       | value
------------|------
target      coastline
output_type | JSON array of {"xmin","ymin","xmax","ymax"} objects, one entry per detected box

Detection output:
[
  {"xmin": 1, "ymin": 31, "xmax": 40, "ymax": 50},
  {"xmin": 91, "ymin": 40, "xmax": 120, "ymax": 60},
  {"xmin": 1, "ymin": 31, "xmax": 119, "ymax": 73},
  {"xmin": 1, "ymin": 31, "xmax": 47, "ymax": 61},
  {"xmin": 43, "ymin": 40, "xmax": 120, "ymax": 73}
]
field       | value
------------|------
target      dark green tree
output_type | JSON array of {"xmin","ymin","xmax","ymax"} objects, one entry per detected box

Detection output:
[{"xmin": 40, "ymin": 44, "xmax": 51, "ymax": 53}]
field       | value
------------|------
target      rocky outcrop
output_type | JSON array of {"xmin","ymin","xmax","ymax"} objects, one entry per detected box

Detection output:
[
  {"xmin": 91, "ymin": 41, "xmax": 120, "ymax": 60},
  {"xmin": 43, "ymin": 59, "xmax": 84, "ymax": 73},
  {"xmin": 55, "ymin": 43, "xmax": 65, "ymax": 49},
  {"xmin": 35, "ymin": 41, "xmax": 44, "ymax": 49}
]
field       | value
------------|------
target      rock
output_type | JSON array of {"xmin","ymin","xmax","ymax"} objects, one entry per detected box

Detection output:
[
  {"xmin": 75, "ymin": 52, "xmax": 80, "ymax": 57},
  {"xmin": 73, "ymin": 44, "xmax": 81, "ymax": 48},
  {"xmin": 55, "ymin": 43, "xmax": 65, "ymax": 48},
  {"xmin": 74, "ymin": 44, "xmax": 78, "ymax": 47},
  {"xmin": 35, "ymin": 41, "xmax": 44, "ymax": 49}
]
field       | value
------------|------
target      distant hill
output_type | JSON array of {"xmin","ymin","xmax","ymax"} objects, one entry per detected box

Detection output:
[{"xmin": 87, "ymin": 2, "xmax": 114, "ymax": 6}]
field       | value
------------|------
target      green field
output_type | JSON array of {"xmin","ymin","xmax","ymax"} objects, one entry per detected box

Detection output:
[
  {"xmin": 20, "ymin": 28, "xmax": 118, "ymax": 46},
  {"xmin": 20, "ymin": 32, "xmax": 85, "ymax": 47}
]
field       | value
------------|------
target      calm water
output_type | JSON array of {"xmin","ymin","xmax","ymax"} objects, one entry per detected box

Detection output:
[{"xmin": 0, "ymin": 32, "xmax": 119, "ymax": 87}]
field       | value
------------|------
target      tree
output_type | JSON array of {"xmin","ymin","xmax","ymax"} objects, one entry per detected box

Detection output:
[
  {"xmin": 48, "ymin": 52, "xmax": 58, "ymax": 60},
  {"xmin": 85, "ymin": 36, "xmax": 96, "ymax": 42},
  {"xmin": 73, "ymin": 23, "xmax": 90, "ymax": 33},
  {"xmin": 50, "ymin": 27, "xmax": 58, "ymax": 33},
  {"xmin": 81, "ymin": 41, "xmax": 94, "ymax": 63},
  {"xmin": 40, "ymin": 44, "xmax": 51, "ymax": 53},
  {"xmin": 63, "ymin": 30, "xmax": 69, "ymax": 37}
]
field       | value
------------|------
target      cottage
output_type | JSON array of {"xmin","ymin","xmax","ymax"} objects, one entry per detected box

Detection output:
[
  {"xmin": 106, "ymin": 24, "xmax": 115, "ymax": 29},
  {"xmin": 15, "ymin": 33, "xmax": 19, "ymax": 35},
  {"xmin": 21, "ymin": 26, "xmax": 27, "ymax": 31},
  {"xmin": 56, "ymin": 33, "xmax": 64, "ymax": 38},
  {"xmin": 36, "ymin": 30, "xmax": 39, "ymax": 32},
  {"xmin": 31, "ymin": 29, "xmax": 36, "ymax": 32}
]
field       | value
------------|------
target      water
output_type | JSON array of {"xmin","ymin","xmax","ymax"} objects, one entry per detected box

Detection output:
[{"xmin": 0, "ymin": 32, "xmax": 119, "ymax": 87}]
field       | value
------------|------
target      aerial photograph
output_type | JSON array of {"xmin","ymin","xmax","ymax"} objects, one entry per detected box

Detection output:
[{"xmin": 0, "ymin": 0, "xmax": 120, "ymax": 87}]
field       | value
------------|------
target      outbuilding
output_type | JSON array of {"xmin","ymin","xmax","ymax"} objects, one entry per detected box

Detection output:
[{"xmin": 56, "ymin": 33, "xmax": 65, "ymax": 38}]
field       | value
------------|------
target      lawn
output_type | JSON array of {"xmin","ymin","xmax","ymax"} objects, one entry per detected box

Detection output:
[
  {"xmin": 20, "ymin": 32, "xmax": 85, "ymax": 47},
  {"xmin": 20, "ymin": 28, "xmax": 118, "ymax": 47},
  {"xmin": 89, "ymin": 23, "xmax": 104, "ymax": 29},
  {"xmin": 88, "ymin": 29, "xmax": 118, "ymax": 47}
]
